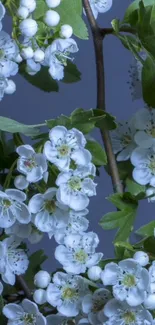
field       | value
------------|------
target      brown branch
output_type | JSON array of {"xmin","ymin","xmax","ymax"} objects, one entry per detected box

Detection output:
[
  {"xmin": 16, "ymin": 275, "xmax": 32, "ymax": 300},
  {"xmin": 82, "ymin": 0, "xmax": 123, "ymax": 193},
  {"xmin": 100, "ymin": 26, "xmax": 136, "ymax": 37}
]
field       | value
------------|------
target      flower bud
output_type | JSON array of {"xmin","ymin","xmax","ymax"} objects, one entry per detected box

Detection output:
[
  {"xmin": 19, "ymin": 19, "xmax": 38, "ymax": 37},
  {"xmin": 14, "ymin": 175, "xmax": 29, "ymax": 190},
  {"xmin": 34, "ymin": 270, "xmax": 51, "ymax": 288},
  {"xmin": 33, "ymin": 49, "xmax": 45, "ymax": 62},
  {"xmin": 21, "ymin": 46, "xmax": 34, "ymax": 59},
  {"xmin": 60, "ymin": 24, "xmax": 73, "ymax": 38},
  {"xmin": 146, "ymin": 187, "xmax": 155, "ymax": 202},
  {"xmin": 45, "ymin": 0, "xmax": 61, "ymax": 8},
  {"xmin": 33, "ymin": 289, "xmax": 46, "ymax": 305},
  {"xmin": 133, "ymin": 251, "xmax": 149, "ymax": 266},
  {"xmin": 87, "ymin": 266, "xmax": 102, "ymax": 281},
  {"xmin": 4, "ymin": 80, "xmax": 16, "ymax": 95},
  {"xmin": 44, "ymin": 10, "xmax": 60, "ymax": 27},
  {"xmin": 20, "ymin": 0, "xmax": 36, "ymax": 13},
  {"xmin": 15, "ymin": 54, "xmax": 23, "ymax": 63},
  {"xmin": 144, "ymin": 294, "xmax": 155, "ymax": 310},
  {"xmin": 17, "ymin": 6, "xmax": 29, "ymax": 19}
]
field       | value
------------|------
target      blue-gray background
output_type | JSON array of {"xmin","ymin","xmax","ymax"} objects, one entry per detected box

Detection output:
[{"xmin": 2, "ymin": 1, "xmax": 154, "ymax": 271}]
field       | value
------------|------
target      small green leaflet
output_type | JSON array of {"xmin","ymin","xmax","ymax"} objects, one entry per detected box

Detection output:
[
  {"xmin": 123, "ymin": 0, "xmax": 155, "ymax": 24},
  {"xmin": 136, "ymin": 221, "xmax": 155, "ymax": 237},
  {"xmin": 142, "ymin": 57, "xmax": 155, "ymax": 108},
  {"xmin": 24, "ymin": 250, "xmax": 47, "ymax": 289},
  {"xmin": 86, "ymin": 140, "xmax": 107, "ymax": 166},
  {"xmin": 99, "ymin": 193, "xmax": 137, "ymax": 242},
  {"xmin": 126, "ymin": 178, "xmax": 146, "ymax": 197}
]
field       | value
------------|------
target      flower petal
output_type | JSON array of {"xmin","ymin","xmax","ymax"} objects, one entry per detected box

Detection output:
[
  {"xmin": 134, "ymin": 131, "xmax": 153, "ymax": 148},
  {"xmin": 3, "ymin": 303, "xmax": 23, "ymax": 320}
]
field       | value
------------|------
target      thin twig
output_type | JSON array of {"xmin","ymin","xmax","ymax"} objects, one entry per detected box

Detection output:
[
  {"xmin": 82, "ymin": 0, "xmax": 123, "ymax": 193},
  {"xmin": 16, "ymin": 275, "xmax": 32, "ymax": 300},
  {"xmin": 100, "ymin": 26, "xmax": 136, "ymax": 37}
]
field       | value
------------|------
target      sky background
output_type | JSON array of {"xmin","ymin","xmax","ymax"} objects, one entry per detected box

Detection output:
[{"xmin": 2, "ymin": 0, "xmax": 154, "ymax": 271}]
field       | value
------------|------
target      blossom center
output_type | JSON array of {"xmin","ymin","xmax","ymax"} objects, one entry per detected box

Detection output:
[
  {"xmin": 0, "ymin": 49, "xmax": 4, "ymax": 59},
  {"xmin": 147, "ymin": 126, "xmax": 155, "ymax": 138},
  {"xmin": 122, "ymin": 274, "xmax": 136, "ymax": 287},
  {"xmin": 62, "ymin": 287, "xmax": 78, "ymax": 300},
  {"xmin": 122, "ymin": 135, "xmax": 131, "ymax": 145},
  {"xmin": 21, "ymin": 313, "xmax": 37, "ymax": 325},
  {"xmin": 58, "ymin": 144, "xmax": 70, "ymax": 157},
  {"xmin": 68, "ymin": 177, "xmax": 82, "ymax": 191},
  {"xmin": 74, "ymin": 249, "xmax": 88, "ymax": 263},
  {"xmin": 122, "ymin": 311, "xmax": 136, "ymax": 324},
  {"xmin": 44, "ymin": 199, "xmax": 56, "ymax": 213},
  {"xmin": 23, "ymin": 158, "xmax": 37, "ymax": 171},
  {"xmin": 92, "ymin": 299, "xmax": 105, "ymax": 312},
  {"xmin": 2, "ymin": 199, "xmax": 12, "ymax": 208}
]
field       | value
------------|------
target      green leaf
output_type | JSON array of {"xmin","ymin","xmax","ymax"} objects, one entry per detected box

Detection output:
[
  {"xmin": 136, "ymin": 221, "xmax": 155, "ymax": 237},
  {"xmin": 118, "ymin": 35, "xmax": 141, "ymax": 52},
  {"xmin": 46, "ymin": 115, "xmax": 71, "ymax": 129},
  {"xmin": 126, "ymin": 178, "xmax": 146, "ymax": 196},
  {"xmin": 33, "ymin": 0, "xmax": 48, "ymax": 19},
  {"xmin": 19, "ymin": 64, "xmax": 59, "ymax": 92},
  {"xmin": 100, "ymin": 193, "xmax": 137, "ymax": 242},
  {"xmin": 86, "ymin": 140, "xmax": 107, "ymax": 166},
  {"xmin": 123, "ymin": 0, "xmax": 155, "ymax": 24},
  {"xmin": 24, "ymin": 250, "xmax": 47, "ymax": 288},
  {"xmin": 0, "ymin": 117, "xmax": 41, "ymax": 136},
  {"xmin": 62, "ymin": 61, "xmax": 81, "ymax": 83},
  {"xmin": 99, "ymin": 258, "xmax": 120, "ymax": 269},
  {"xmin": 142, "ymin": 56, "xmax": 155, "ymax": 107},
  {"xmin": 56, "ymin": 0, "xmax": 88, "ymax": 39},
  {"xmin": 137, "ymin": 4, "xmax": 155, "ymax": 58},
  {"xmin": 143, "ymin": 236, "xmax": 155, "ymax": 255}
]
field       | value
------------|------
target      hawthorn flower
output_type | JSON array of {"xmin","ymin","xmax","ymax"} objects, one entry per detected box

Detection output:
[
  {"xmin": 46, "ymin": 272, "xmax": 89, "ymax": 316},
  {"xmin": 3, "ymin": 299, "xmax": 46, "ymax": 325},
  {"xmin": 0, "ymin": 236, "xmax": 29, "ymax": 285},
  {"xmin": 0, "ymin": 77, "xmax": 16, "ymax": 101},
  {"xmin": 44, "ymin": 126, "xmax": 90, "ymax": 171},
  {"xmin": 0, "ymin": 31, "xmax": 19, "ymax": 60},
  {"xmin": 146, "ymin": 187, "xmax": 155, "ymax": 202},
  {"xmin": 82, "ymin": 289, "xmax": 111, "ymax": 324},
  {"xmin": 133, "ymin": 251, "xmax": 149, "ymax": 267},
  {"xmin": 16, "ymin": 144, "xmax": 47, "ymax": 183},
  {"xmin": 100, "ymin": 258, "xmax": 150, "ymax": 306},
  {"xmin": 60, "ymin": 24, "xmax": 73, "ymax": 38},
  {"xmin": 5, "ymin": 219, "xmax": 43, "ymax": 244},
  {"xmin": 56, "ymin": 167, "xmax": 97, "ymax": 211},
  {"xmin": 34, "ymin": 270, "xmax": 51, "ymax": 288},
  {"xmin": 134, "ymin": 108, "xmax": 155, "ymax": 148},
  {"xmin": 55, "ymin": 232, "xmax": 103, "ymax": 274},
  {"xmin": 111, "ymin": 119, "xmax": 136, "ymax": 161},
  {"xmin": 44, "ymin": 38, "xmax": 79, "ymax": 80},
  {"xmin": 85, "ymin": 0, "xmax": 113, "ymax": 19},
  {"xmin": 103, "ymin": 299, "xmax": 153, "ymax": 325},
  {"xmin": 19, "ymin": 18, "xmax": 38, "ymax": 37},
  {"xmin": 28, "ymin": 187, "xmax": 69, "ymax": 234},
  {"xmin": 0, "ymin": 188, "xmax": 31, "ymax": 228},
  {"xmin": 54, "ymin": 209, "xmax": 89, "ymax": 244},
  {"xmin": 44, "ymin": 10, "xmax": 60, "ymax": 27},
  {"xmin": 131, "ymin": 146, "xmax": 155, "ymax": 186}
]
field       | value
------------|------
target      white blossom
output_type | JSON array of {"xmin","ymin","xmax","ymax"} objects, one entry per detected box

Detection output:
[
  {"xmin": 21, "ymin": 46, "xmax": 34, "ymax": 59},
  {"xmin": 45, "ymin": 0, "xmax": 61, "ymax": 8},
  {"xmin": 14, "ymin": 175, "xmax": 29, "ymax": 190},
  {"xmin": 55, "ymin": 232, "xmax": 103, "ymax": 274},
  {"xmin": 82, "ymin": 288, "xmax": 111, "ymax": 324},
  {"xmin": 54, "ymin": 209, "xmax": 89, "ymax": 244},
  {"xmin": 0, "ymin": 31, "xmax": 19, "ymax": 60},
  {"xmin": 26, "ymin": 58, "xmax": 41, "ymax": 75},
  {"xmin": 131, "ymin": 146, "xmax": 155, "ymax": 186},
  {"xmin": 34, "ymin": 270, "xmax": 51, "ymax": 289},
  {"xmin": 33, "ymin": 48, "xmax": 45, "ymax": 62},
  {"xmin": 20, "ymin": 0, "xmax": 36, "ymax": 13},
  {"xmin": 17, "ymin": 6, "xmax": 29, "ymax": 19},
  {"xmin": 46, "ymin": 272, "xmax": 89, "ymax": 316},
  {"xmin": 0, "ymin": 236, "xmax": 29, "ymax": 285},
  {"xmin": 133, "ymin": 251, "xmax": 149, "ymax": 267},
  {"xmin": 60, "ymin": 25, "xmax": 73, "ymax": 38},
  {"xmin": 101, "ymin": 259, "xmax": 150, "ymax": 306},
  {"xmin": 33, "ymin": 289, "xmax": 47, "ymax": 305},
  {"xmin": 84, "ymin": 0, "xmax": 112, "ymax": 19},
  {"xmin": 16, "ymin": 144, "xmax": 47, "ymax": 183},
  {"xmin": 19, "ymin": 19, "xmax": 38, "ymax": 37},
  {"xmin": 5, "ymin": 219, "xmax": 43, "ymax": 244},
  {"xmin": 111, "ymin": 119, "xmax": 136, "ymax": 161},
  {"xmin": 3, "ymin": 299, "xmax": 46, "ymax": 325},
  {"xmin": 44, "ymin": 126, "xmax": 91, "ymax": 171},
  {"xmin": 103, "ymin": 299, "xmax": 153, "ymax": 325},
  {"xmin": 4, "ymin": 79, "xmax": 16, "ymax": 94},
  {"xmin": 29, "ymin": 187, "xmax": 69, "ymax": 235},
  {"xmin": 44, "ymin": 38, "xmax": 78, "ymax": 80},
  {"xmin": 87, "ymin": 265, "xmax": 102, "ymax": 281},
  {"xmin": 44, "ymin": 10, "xmax": 60, "ymax": 27},
  {"xmin": 0, "ymin": 188, "xmax": 31, "ymax": 228},
  {"xmin": 0, "ymin": 1, "xmax": 5, "ymax": 31},
  {"xmin": 134, "ymin": 108, "xmax": 155, "ymax": 148},
  {"xmin": 56, "ymin": 167, "xmax": 97, "ymax": 211}
]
